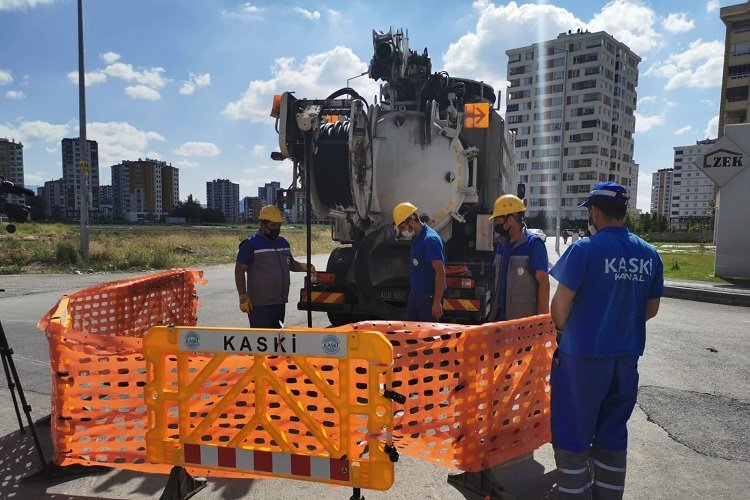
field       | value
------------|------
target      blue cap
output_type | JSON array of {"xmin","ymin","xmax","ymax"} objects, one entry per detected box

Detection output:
[{"xmin": 578, "ymin": 181, "xmax": 630, "ymax": 208}]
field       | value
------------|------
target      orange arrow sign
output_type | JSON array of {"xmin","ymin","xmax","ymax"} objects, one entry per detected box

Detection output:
[{"xmin": 464, "ymin": 102, "xmax": 490, "ymax": 128}]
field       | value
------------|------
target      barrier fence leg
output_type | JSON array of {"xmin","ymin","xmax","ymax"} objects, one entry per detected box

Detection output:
[
  {"xmin": 350, "ymin": 487, "xmax": 365, "ymax": 500},
  {"xmin": 447, "ymin": 470, "xmax": 512, "ymax": 500},
  {"xmin": 160, "ymin": 466, "xmax": 207, "ymax": 500}
]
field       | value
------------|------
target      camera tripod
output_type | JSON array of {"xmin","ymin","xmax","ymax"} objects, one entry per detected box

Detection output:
[{"xmin": 0, "ymin": 289, "xmax": 46, "ymax": 468}]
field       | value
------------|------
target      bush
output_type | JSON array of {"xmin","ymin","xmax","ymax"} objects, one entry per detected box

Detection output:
[{"xmin": 55, "ymin": 241, "xmax": 80, "ymax": 265}]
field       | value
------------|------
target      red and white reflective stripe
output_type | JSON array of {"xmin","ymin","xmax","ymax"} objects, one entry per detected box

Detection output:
[
  {"xmin": 443, "ymin": 298, "xmax": 480, "ymax": 312},
  {"xmin": 183, "ymin": 443, "xmax": 350, "ymax": 482}
]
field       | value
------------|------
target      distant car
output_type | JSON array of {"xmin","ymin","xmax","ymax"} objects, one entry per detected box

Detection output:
[{"xmin": 528, "ymin": 228, "xmax": 547, "ymax": 242}]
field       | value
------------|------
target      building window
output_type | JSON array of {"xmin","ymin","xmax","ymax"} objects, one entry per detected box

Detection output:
[
  {"xmin": 729, "ymin": 64, "xmax": 750, "ymax": 79},
  {"xmin": 732, "ymin": 19, "xmax": 750, "ymax": 33},
  {"xmin": 727, "ymin": 86, "xmax": 749, "ymax": 102}
]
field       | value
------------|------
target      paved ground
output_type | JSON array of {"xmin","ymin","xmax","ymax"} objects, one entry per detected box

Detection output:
[{"xmin": 1, "ymin": 245, "xmax": 749, "ymax": 499}]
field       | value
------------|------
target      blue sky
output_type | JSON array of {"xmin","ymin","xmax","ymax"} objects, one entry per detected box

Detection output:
[{"xmin": 0, "ymin": 0, "xmax": 730, "ymax": 211}]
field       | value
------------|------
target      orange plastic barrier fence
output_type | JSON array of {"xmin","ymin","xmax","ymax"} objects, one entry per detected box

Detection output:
[
  {"xmin": 350, "ymin": 317, "xmax": 555, "ymax": 472},
  {"xmin": 143, "ymin": 326, "xmax": 395, "ymax": 490},
  {"xmin": 38, "ymin": 270, "xmax": 554, "ymax": 478},
  {"xmin": 38, "ymin": 269, "xmax": 205, "ymax": 473}
]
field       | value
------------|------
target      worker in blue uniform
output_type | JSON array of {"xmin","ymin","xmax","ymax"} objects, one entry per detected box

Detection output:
[
  {"xmin": 549, "ymin": 182, "xmax": 664, "ymax": 499},
  {"xmin": 488, "ymin": 194, "xmax": 550, "ymax": 321},
  {"xmin": 393, "ymin": 202, "xmax": 446, "ymax": 322}
]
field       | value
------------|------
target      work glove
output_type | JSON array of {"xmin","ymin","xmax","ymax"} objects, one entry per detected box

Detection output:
[{"xmin": 239, "ymin": 294, "xmax": 253, "ymax": 314}]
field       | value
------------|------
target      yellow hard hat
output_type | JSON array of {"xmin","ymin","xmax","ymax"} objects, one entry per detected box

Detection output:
[
  {"xmin": 259, "ymin": 205, "xmax": 284, "ymax": 223},
  {"xmin": 393, "ymin": 202, "xmax": 418, "ymax": 226},
  {"xmin": 491, "ymin": 194, "xmax": 526, "ymax": 219}
]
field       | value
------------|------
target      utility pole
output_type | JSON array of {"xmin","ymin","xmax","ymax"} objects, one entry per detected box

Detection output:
[
  {"xmin": 77, "ymin": 0, "xmax": 90, "ymax": 259},
  {"xmin": 554, "ymin": 45, "xmax": 569, "ymax": 254}
]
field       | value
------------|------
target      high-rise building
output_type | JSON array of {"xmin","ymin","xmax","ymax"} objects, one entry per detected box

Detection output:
[
  {"xmin": 39, "ymin": 178, "xmax": 65, "ymax": 219},
  {"xmin": 0, "ymin": 138, "xmax": 25, "ymax": 206},
  {"xmin": 650, "ymin": 168, "xmax": 673, "ymax": 218},
  {"xmin": 206, "ymin": 179, "xmax": 240, "ymax": 222},
  {"xmin": 111, "ymin": 159, "xmax": 179, "ymax": 221},
  {"xmin": 241, "ymin": 196, "xmax": 263, "ymax": 223},
  {"xmin": 669, "ymin": 140, "xmax": 717, "ymax": 227},
  {"xmin": 258, "ymin": 181, "xmax": 281, "ymax": 206},
  {"xmin": 505, "ymin": 30, "xmax": 640, "ymax": 227},
  {"xmin": 719, "ymin": 2, "xmax": 750, "ymax": 137},
  {"xmin": 62, "ymin": 138, "xmax": 100, "ymax": 221}
]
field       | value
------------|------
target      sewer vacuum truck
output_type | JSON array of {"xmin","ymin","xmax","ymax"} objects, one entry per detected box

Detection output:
[{"xmin": 271, "ymin": 28, "xmax": 517, "ymax": 325}]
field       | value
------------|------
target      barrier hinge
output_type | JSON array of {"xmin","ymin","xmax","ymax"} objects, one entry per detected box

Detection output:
[
  {"xmin": 384, "ymin": 443, "xmax": 399, "ymax": 463},
  {"xmin": 383, "ymin": 389, "xmax": 406, "ymax": 404}
]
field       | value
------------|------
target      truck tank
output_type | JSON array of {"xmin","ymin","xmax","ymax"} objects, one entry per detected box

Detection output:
[{"xmin": 272, "ymin": 27, "xmax": 516, "ymax": 324}]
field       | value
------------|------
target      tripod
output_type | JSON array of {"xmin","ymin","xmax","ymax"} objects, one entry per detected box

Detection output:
[{"xmin": 0, "ymin": 289, "xmax": 47, "ymax": 468}]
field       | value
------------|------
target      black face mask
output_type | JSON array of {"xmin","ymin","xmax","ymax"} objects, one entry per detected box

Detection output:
[
  {"xmin": 266, "ymin": 227, "xmax": 281, "ymax": 240},
  {"xmin": 495, "ymin": 222, "xmax": 511, "ymax": 238}
]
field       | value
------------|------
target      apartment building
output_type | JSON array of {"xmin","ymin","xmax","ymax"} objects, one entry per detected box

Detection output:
[
  {"xmin": 39, "ymin": 178, "xmax": 65, "ymax": 219},
  {"xmin": 505, "ymin": 29, "xmax": 640, "ymax": 226},
  {"xmin": 720, "ymin": 2, "xmax": 750, "ymax": 136},
  {"xmin": 258, "ymin": 181, "xmax": 281, "ymax": 206},
  {"xmin": 669, "ymin": 140, "xmax": 717, "ymax": 227},
  {"xmin": 0, "ymin": 138, "xmax": 25, "ymax": 206},
  {"xmin": 206, "ymin": 179, "xmax": 240, "ymax": 223},
  {"xmin": 111, "ymin": 159, "xmax": 179, "ymax": 221},
  {"xmin": 61, "ymin": 138, "xmax": 100, "ymax": 221},
  {"xmin": 650, "ymin": 168, "xmax": 673, "ymax": 218}
]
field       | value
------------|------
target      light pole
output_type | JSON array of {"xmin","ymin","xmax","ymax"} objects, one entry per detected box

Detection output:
[
  {"xmin": 346, "ymin": 70, "xmax": 369, "ymax": 89},
  {"xmin": 77, "ymin": 0, "xmax": 89, "ymax": 259},
  {"xmin": 554, "ymin": 45, "xmax": 569, "ymax": 254}
]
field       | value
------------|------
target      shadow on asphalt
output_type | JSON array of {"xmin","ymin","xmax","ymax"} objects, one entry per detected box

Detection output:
[{"xmin": 446, "ymin": 457, "xmax": 557, "ymax": 500}]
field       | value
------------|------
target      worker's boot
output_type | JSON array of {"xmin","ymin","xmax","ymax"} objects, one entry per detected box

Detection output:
[
  {"xmin": 554, "ymin": 447, "xmax": 592, "ymax": 499},
  {"xmin": 590, "ymin": 446, "xmax": 626, "ymax": 500}
]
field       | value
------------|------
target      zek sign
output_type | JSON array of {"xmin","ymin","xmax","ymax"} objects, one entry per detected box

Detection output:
[{"xmin": 704, "ymin": 148, "xmax": 744, "ymax": 168}]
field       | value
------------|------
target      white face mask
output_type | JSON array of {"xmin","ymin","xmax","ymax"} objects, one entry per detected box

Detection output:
[
  {"xmin": 588, "ymin": 209, "xmax": 598, "ymax": 236},
  {"xmin": 401, "ymin": 229, "xmax": 415, "ymax": 240}
]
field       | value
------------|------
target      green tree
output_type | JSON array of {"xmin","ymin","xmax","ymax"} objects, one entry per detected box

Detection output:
[
  {"xmin": 640, "ymin": 212, "xmax": 652, "ymax": 233},
  {"xmin": 170, "ymin": 195, "xmax": 202, "ymax": 223}
]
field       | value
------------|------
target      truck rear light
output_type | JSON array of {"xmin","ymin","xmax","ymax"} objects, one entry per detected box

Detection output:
[
  {"xmin": 311, "ymin": 272, "xmax": 336, "ymax": 284},
  {"xmin": 446, "ymin": 277, "xmax": 475, "ymax": 289},
  {"xmin": 270, "ymin": 94, "xmax": 281, "ymax": 118}
]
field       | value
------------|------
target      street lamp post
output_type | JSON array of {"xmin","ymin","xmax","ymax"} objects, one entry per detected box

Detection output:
[
  {"xmin": 554, "ymin": 45, "xmax": 569, "ymax": 254},
  {"xmin": 77, "ymin": 0, "xmax": 89, "ymax": 259}
]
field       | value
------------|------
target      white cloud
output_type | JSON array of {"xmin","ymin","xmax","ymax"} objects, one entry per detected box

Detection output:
[
  {"xmin": 223, "ymin": 46, "xmax": 374, "ymax": 122},
  {"xmin": 634, "ymin": 112, "xmax": 664, "ymax": 133},
  {"xmin": 704, "ymin": 115, "xmax": 719, "ymax": 139},
  {"xmin": 663, "ymin": 98, "xmax": 677, "ymax": 108},
  {"xmin": 0, "ymin": 119, "xmax": 71, "ymax": 146},
  {"xmin": 174, "ymin": 159, "xmax": 199, "ymax": 169},
  {"xmin": 5, "ymin": 90, "xmax": 25, "ymax": 99},
  {"xmin": 662, "ymin": 13, "xmax": 695, "ymax": 33},
  {"xmin": 179, "ymin": 72, "xmax": 211, "ymax": 95},
  {"xmin": 145, "ymin": 151, "xmax": 162, "ymax": 160},
  {"xmin": 0, "ymin": 0, "xmax": 55, "ymax": 11},
  {"xmin": 707, "ymin": 0, "xmax": 720, "ymax": 13},
  {"xmin": 293, "ymin": 7, "xmax": 320, "ymax": 20},
  {"xmin": 101, "ymin": 51, "xmax": 120, "ymax": 64},
  {"xmin": 645, "ymin": 39, "xmax": 724, "ymax": 90},
  {"xmin": 104, "ymin": 62, "xmax": 168, "ymax": 88},
  {"xmin": 125, "ymin": 85, "xmax": 161, "ymax": 100},
  {"xmin": 67, "ymin": 71, "xmax": 107, "ymax": 86},
  {"xmin": 588, "ymin": 0, "xmax": 661, "ymax": 54},
  {"xmin": 174, "ymin": 142, "xmax": 221, "ymax": 157},
  {"xmin": 0, "ymin": 69, "xmax": 12, "ymax": 85},
  {"xmin": 87, "ymin": 121, "xmax": 166, "ymax": 167},
  {"xmin": 222, "ymin": 2, "xmax": 264, "ymax": 20},
  {"xmin": 700, "ymin": 99, "xmax": 714, "ymax": 107},
  {"xmin": 637, "ymin": 95, "xmax": 656, "ymax": 107},
  {"xmin": 674, "ymin": 125, "xmax": 692, "ymax": 135},
  {"xmin": 253, "ymin": 144, "xmax": 267, "ymax": 157}
]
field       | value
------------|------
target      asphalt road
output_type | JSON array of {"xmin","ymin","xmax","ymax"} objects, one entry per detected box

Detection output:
[{"xmin": 0, "ymin": 260, "xmax": 749, "ymax": 499}]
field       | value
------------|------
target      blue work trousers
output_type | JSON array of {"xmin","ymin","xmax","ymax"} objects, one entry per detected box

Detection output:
[
  {"xmin": 405, "ymin": 294, "xmax": 436, "ymax": 322},
  {"xmin": 247, "ymin": 304, "xmax": 286, "ymax": 329}
]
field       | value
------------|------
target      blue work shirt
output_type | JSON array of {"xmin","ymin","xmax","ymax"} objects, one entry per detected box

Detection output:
[
  {"xmin": 550, "ymin": 226, "xmax": 664, "ymax": 357},
  {"xmin": 495, "ymin": 228, "xmax": 548, "ymax": 320},
  {"xmin": 409, "ymin": 224, "xmax": 445, "ymax": 298}
]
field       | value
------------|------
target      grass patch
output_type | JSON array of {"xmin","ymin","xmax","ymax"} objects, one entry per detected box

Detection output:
[
  {"xmin": 0, "ymin": 222, "xmax": 339, "ymax": 274},
  {"xmin": 656, "ymin": 243, "xmax": 750, "ymax": 285}
]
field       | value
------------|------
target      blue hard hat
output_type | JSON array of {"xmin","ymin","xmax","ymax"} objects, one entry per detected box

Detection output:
[{"xmin": 578, "ymin": 181, "xmax": 630, "ymax": 208}]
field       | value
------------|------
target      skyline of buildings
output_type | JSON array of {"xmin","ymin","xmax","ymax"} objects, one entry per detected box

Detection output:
[
  {"xmin": 505, "ymin": 29, "xmax": 640, "ymax": 225},
  {"xmin": 206, "ymin": 179, "xmax": 240, "ymax": 223},
  {"xmin": 111, "ymin": 158, "xmax": 179, "ymax": 222},
  {"xmin": 61, "ymin": 138, "xmax": 100, "ymax": 221}
]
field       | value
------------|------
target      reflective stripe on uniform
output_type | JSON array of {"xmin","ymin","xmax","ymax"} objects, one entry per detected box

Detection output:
[
  {"xmin": 593, "ymin": 459, "xmax": 626, "ymax": 472},
  {"xmin": 559, "ymin": 480, "xmax": 593, "ymax": 494},
  {"xmin": 594, "ymin": 480, "xmax": 624, "ymax": 491},
  {"xmin": 559, "ymin": 466, "xmax": 589, "ymax": 475}
]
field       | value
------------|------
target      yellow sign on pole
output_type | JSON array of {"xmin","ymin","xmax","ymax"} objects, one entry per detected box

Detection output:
[
  {"xmin": 464, "ymin": 102, "xmax": 490, "ymax": 128},
  {"xmin": 79, "ymin": 160, "xmax": 89, "ymax": 176}
]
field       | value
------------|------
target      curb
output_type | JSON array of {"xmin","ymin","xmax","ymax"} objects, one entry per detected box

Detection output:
[{"xmin": 663, "ymin": 285, "xmax": 750, "ymax": 307}]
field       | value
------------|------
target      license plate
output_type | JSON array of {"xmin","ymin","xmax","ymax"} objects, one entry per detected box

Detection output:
[{"xmin": 376, "ymin": 288, "xmax": 408, "ymax": 302}]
